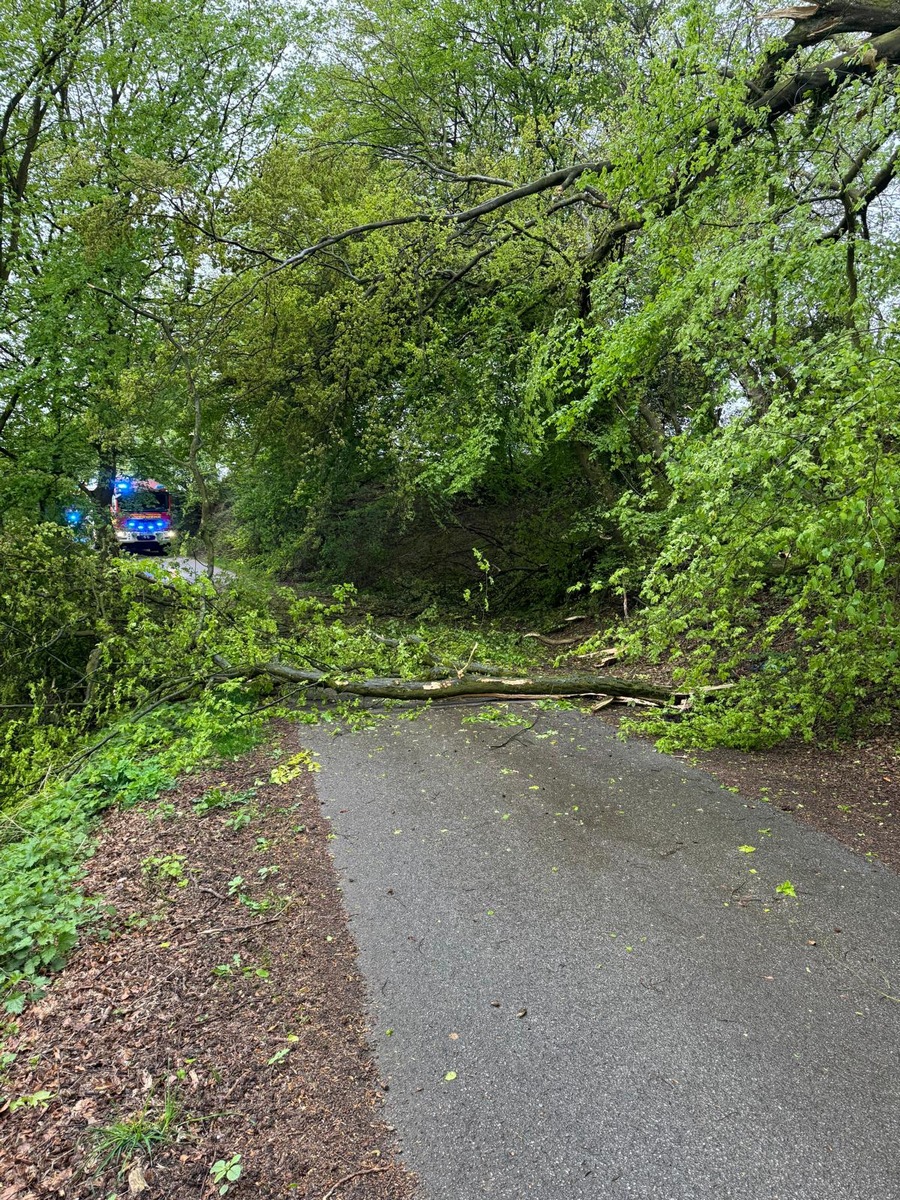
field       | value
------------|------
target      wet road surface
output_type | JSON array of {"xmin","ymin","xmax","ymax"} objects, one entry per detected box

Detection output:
[{"xmin": 303, "ymin": 705, "xmax": 900, "ymax": 1200}]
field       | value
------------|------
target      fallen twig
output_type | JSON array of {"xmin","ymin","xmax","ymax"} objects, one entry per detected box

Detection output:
[
  {"xmin": 523, "ymin": 632, "xmax": 584, "ymax": 646},
  {"xmin": 199, "ymin": 915, "xmax": 287, "ymax": 936},
  {"xmin": 198, "ymin": 884, "xmax": 231, "ymax": 902},
  {"xmin": 489, "ymin": 720, "xmax": 536, "ymax": 749},
  {"xmin": 321, "ymin": 1165, "xmax": 391, "ymax": 1199}
]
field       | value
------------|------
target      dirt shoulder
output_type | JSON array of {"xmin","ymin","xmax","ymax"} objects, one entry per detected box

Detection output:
[{"xmin": 0, "ymin": 729, "xmax": 417, "ymax": 1200}]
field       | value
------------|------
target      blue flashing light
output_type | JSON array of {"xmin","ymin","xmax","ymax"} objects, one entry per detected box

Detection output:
[
  {"xmin": 125, "ymin": 517, "xmax": 168, "ymax": 532},
  {"xmin": 64, "ymin": 508, "xmax": 82, "ymax": 525}
]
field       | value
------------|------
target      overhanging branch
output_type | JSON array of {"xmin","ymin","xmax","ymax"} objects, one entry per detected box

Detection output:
[{"xmin": 191, "ymin": 2, "xmax": 900, "ymax": 302}]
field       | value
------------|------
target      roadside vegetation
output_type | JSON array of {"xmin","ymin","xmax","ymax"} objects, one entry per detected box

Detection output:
[{"xmin": 0, "ymin": 521, "xmax": 546, "ymax": 1012}]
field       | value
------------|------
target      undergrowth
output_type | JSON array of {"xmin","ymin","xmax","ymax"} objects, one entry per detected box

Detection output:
[{"xmin": 0, "ymin": 688, "xmax": 265, "ymax": 1014}]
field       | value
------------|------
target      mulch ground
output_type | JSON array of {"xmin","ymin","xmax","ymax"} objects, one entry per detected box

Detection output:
[{"xmin": 0, "ymin": 728, "xmax": 418, "ymax": 1200}]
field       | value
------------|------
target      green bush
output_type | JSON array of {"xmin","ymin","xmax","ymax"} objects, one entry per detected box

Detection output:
[{"xmin": 613, "ymin": 346, "xmax": 900, "ymax": 748}]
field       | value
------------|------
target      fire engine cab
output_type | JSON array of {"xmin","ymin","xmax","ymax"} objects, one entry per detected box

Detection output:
[{"xmin": 112, "ymin": 479, "xmax": 177, "ymax": 553}]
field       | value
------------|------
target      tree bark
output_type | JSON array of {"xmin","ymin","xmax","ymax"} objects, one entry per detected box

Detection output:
[{"xmin": 215, "ymin": 656, "xmax": 689, "ymax": 704}]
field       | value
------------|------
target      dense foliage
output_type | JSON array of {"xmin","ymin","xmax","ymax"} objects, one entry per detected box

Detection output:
[{"xmin": 1, "ymin": 0, "xmax": 899, "ymax": 792}]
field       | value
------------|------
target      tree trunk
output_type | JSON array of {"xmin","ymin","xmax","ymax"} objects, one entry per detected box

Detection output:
[{"xmin": 213, "ymin": 656, "xmax": 688, "ymax": 704}]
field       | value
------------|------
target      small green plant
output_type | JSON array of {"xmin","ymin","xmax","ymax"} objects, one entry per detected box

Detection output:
[
  {"xmin": 193, "ymin": 786, "xmax": 255, "ymax": 816},
  {"xmin": 212, "ymin": 954, "xmax": 270, "ymax": 980},
  {"xmin": 775, "ymin": 880, "xmax": 798, "ymax": 898},
  {"xmin": 224, "ymin": 807, "xmax": 254, "ymax": 832},
  {"xmin": 2, "ymin": 970, "xmax": 51, "ymax": 1015},
  {"xmin": 173, "ymin": 1057, "xmax": 196, "ymax": 1081},
  {"xmin": 140, "ymin": 853, "xmax": 188, "ymax": 891},
  {"xmin": 239, "ymin": 892, "xmax": 287, "ymax": 916},
  {"xmin": 92, "ymin": 1091, "xmax": 180, "ymax": 1168},
  {"xmin": 212, "ymin": 955, "xmax": 240, "ymax": 978},
  {"xmin": 8, "ymin": 1088, "xmax": 54, "ymax": 1113},
  {"xmin": 1, "ymin": 1046, "xmax": 18, "ymax": 1078},
  {"xmin": 147, "ymin": 800, "xmax": 177, "ymax": 821},
  {"xmin": 210, "ymin": 1153, "xmax": 242, "ymax": 1195}
]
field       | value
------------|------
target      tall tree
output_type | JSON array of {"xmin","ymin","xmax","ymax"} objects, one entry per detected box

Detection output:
[{"xmin": 0, "ymin": 0, "xmax": 312, "ymax": 521}]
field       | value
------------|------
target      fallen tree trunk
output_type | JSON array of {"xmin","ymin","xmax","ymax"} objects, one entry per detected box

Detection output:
[
  {"xmin": 212, "ymin": 655, "xmax": 689, "ymax": 704},
  {"xmin": 316, "ymin": 671, "xmax": 679, "ymax": 703}
]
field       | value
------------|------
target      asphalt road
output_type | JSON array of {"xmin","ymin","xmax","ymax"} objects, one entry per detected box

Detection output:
[
  {"xmin": 303, "ymin": 705, "xmax": 900, "ymax": 1200},
  {"xmin": 164, "ymin": 554, "xmax": 233, "ymax": 585}
]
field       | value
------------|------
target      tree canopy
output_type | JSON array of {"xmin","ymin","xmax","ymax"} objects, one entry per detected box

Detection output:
[{"xmin": 1, "ymin": 0, "xmax": 899, "ymax": 749}]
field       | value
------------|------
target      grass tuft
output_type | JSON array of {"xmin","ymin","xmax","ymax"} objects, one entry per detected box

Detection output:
[{"xmin": 92, "ymin": 1090, "xmax": 181, "ymax": 1168}]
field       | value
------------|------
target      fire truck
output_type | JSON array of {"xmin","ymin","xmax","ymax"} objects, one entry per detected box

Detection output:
[{"xmin": 111, "ymin": 478, "xmax": 177, "ymax": 553}]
